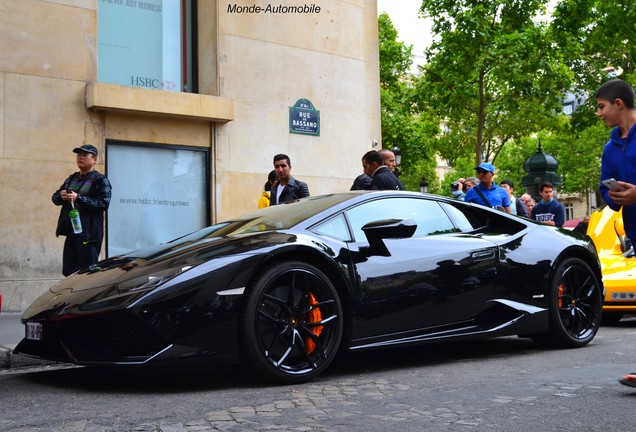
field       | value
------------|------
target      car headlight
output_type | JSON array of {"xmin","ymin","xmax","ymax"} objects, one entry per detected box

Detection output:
[{"xmin": 116, "ymin": 265, "xmax": 193, "ymax": 293}]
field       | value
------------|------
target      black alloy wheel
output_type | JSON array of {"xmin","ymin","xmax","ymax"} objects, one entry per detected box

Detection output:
[
  {"xmin": 239, "ymin": 260, "xmax": 343, "ymax": 384},
  {"xmin": 533, "ymin": 257, "xmax": 603, "ymax": 348}
]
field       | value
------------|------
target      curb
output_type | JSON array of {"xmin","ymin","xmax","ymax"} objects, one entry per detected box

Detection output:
[
  {"xmin": 0, "ymin": 345, "xmax": 10, "ymax": 369},
  {"xmin": 0, "ymin": 344, "xmax": 58, "ymax": 370}
]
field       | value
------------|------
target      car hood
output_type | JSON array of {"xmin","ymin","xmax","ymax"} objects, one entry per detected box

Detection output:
[
  {"xmin": 22, "ymin": 231, "xmax": 301, "ymax": 321},
  {"xmin": 52, "ymin": 231, "xmax": 298, "ymax": 294}
]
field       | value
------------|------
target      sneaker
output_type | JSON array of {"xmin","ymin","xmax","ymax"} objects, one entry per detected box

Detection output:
[{"xmin": 619, "ymin": 373, "xmax": 636, "ymax": 388}]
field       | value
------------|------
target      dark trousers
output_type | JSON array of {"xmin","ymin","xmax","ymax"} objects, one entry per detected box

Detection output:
[{"xmin": 62, "ymin": 236, "xmax": 102, "ymax": 276}]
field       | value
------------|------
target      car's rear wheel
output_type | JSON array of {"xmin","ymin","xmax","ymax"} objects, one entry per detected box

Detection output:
[
  {"xmin": 239, "ymin": 260, "xmax": 343, "ymax": 384},
  {"xmin": 532, "ymin": 257, "xmax": 602, "ymax": 348}
]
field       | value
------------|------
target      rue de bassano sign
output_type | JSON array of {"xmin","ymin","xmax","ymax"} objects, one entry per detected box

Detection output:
[{"xmin": 289, "ymin": 98, "xmax": 320, "ymax": 136}]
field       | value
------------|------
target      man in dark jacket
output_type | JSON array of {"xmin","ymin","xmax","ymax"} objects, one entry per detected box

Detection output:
[
  {"xmin": 350, "ymin": 172, "xmax": 372, "ymax": 190},
  {"xmin": 52, "ymin": 145, "xmax": 111, "ymax": 276},
  {"xmin": 362, "ymin": 150, "xmax": 405, "ymax": 191},
  {"xmin": 269, "ymin": 154, "xmax": 310, "ymax": 205}
]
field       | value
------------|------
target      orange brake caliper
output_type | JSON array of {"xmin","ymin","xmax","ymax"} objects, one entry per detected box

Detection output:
[
  {"xmin": 305, "ymin": 292, "xmax": 323, "ymax": 354},
  {"xmin": 558, "ymin": 283, "xmax": 564, "ymax": 308}
]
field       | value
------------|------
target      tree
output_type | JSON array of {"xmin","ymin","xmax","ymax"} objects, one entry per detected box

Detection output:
[
  {"xmin": 546, "ymin": 0, "xmax": 635, "ymax": 203},
  {"xmin": 551, "ymin": 0, "xmax": 636, "ymax": 91},
  {"xmin": 378, "ymin": 13, "xmax": 439, "ymax": 192},
  {"xmin": 415, "ymin": 0, "xmax": 573, "ymax": 167},
  {"xmin": 378, "ymin": 13, "xmax": 413, "ymax": 90},
  {"xmin": 378, "ymin": 12, "xmax": 413, "ymax": 151},
  {"xmin": 550, "ymin": 0, "xmax": 636, "ymax": 130}
]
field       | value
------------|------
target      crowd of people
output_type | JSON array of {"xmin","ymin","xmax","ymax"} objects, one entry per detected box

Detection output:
[
  {"xmin": 257, "ymin": 149, "xmax": 572, "ymax": 231},
  {"xmin": 257, "ymin": 148, "xmax": 571, "ymax": 233},
  {"xmin": 257, "ymin": 149, "xmax": 405, "ymax": 208},
  {"xmin": 446, "ymin": 164, "xmax": 567, "ymax": 226}
]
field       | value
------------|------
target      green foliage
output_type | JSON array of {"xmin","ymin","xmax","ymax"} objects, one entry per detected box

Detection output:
[
  {"xmin": 546, "ymin": 0, "xmax": 635, "ymax": 194},
  {"xmin": 492, "ymin": 124, "xmax": 606, "ymax": 196},
  {"xmin": 377, "ymin": 0, "xmax": 634, "ymax": 199},
  {"xmin": 378, "ymin": 12, "xmax": 438, "ymax": 192},
  {"xmin": 416, "ymin": 0, "xmax": 572, "ymax": 167},
  {"xmin": 492, "ymin": 137, "xmax": 538, "ymax": 190},
  {"xmin": 543, "ymin": 125, "xmax": 607, "ymax": 194},
  {"xmin": 551, "ymin": 0, "xmax": 636, "ymax": 91},
  {"xmin": 378, "ymin": 13, "xmax": 413, "ymax": 89}
]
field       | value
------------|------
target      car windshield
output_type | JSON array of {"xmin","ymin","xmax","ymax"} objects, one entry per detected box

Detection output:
[
  {"xmin": 112, "ymin": 194, "xmax": 358, "ymax": 260},
  {"xmin": 174, "ymin": 193, "xmax": 356, "ymax": 241}
]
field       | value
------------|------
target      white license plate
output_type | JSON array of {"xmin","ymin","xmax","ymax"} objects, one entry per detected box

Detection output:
[
  {"xmin": 611, "ymin": 292, "xmax": 636, "ymax": 300},
  {"xmin": 25, "ymin": 322, "xmax": 42, "ymax": 341}
]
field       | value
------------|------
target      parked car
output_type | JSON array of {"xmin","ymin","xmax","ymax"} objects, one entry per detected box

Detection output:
[
  {"xmin": 15, "ymin": 191, "xmax": 604, "ymax": 383},
  {"xmin": 587, "ymin": 206, "xmax": 635, "ymax": 323}
]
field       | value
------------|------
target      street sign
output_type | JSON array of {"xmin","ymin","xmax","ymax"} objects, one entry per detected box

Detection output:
[{"xmin": 289, "ymin": 98, "xmax": 320, "ymax": 136}]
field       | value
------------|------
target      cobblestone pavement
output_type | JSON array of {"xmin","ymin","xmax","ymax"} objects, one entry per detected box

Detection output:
[
  {"xmin": 3, "ymin": 324, "xmax": 636, "ymax": 431},
  {"xmin": 1, "ymin": 362, "xmax": 632, "ymax": 432}
]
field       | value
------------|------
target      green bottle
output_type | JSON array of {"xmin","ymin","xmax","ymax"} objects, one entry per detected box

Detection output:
[{"xmin": 69, "ymin": 202, "xmax": 83, "ymax": 234}]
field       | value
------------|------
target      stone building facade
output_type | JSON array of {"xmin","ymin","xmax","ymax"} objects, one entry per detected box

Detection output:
[{"xmin": 0, "ymin": 0, "xmax": 381, "ymax": 311}]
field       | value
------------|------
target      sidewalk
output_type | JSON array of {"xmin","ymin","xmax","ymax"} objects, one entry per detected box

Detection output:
[{"xmin": 0, "ymin": 312, "xmax": 55, "ymax": 369}]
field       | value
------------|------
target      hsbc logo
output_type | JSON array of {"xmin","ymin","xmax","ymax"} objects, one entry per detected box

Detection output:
[{"xmin": 131, "ymin": 76, "xmax": 177, "ymax": 90}]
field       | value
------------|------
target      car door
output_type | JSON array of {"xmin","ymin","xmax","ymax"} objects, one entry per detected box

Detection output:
[{"xmin": 344, "ymin": 197, "xmax": 500, "ymax": 340}]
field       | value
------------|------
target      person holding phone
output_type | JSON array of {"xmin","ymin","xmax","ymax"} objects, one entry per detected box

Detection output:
[
  {"xmin": 597, "ymin": 79, "xmax": 636, "ymax": 239},
  {"xmin": 596, "ymin": 79, "xmax": 636, "ymax": 388}
]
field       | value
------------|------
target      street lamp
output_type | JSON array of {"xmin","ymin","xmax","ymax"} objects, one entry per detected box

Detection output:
[
  {"xmin": 392, "ymin": 145, "xmax": 402, "ymax": 167},
  {"xmin": 419, "ymin": 177, "xmax": 429, "ymax": 194}
]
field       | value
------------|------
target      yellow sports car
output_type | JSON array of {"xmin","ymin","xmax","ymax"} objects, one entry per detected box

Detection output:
[{"xmin": 587, "ymin": 206, "xmax": 636, "ymax": 323}]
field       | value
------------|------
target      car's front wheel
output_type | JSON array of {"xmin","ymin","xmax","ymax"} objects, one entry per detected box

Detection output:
[
  {"xmin": 533, "ymin": 257, "xmax": 603, "ymax": 348},
  {"xmin": 239, "ymin": 260, "xmax": 343, "ymax": 384}
]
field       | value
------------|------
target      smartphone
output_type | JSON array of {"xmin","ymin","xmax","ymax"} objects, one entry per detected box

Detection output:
[{"xmin": 602, "ymin": 178, "xmax": 625, "ymax": 191}]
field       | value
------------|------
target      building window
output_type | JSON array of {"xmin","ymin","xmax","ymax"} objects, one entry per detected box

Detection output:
[
  {"xmin": 98, "ymin": 0, "xmax": 197, "ymax": 93},
  {"xmin": 562, "ymin": 102, "xmax": 574, "ymax": 115},
  {"xmin": 564, "ymin": 203, "xmax": 574, "ymax": 220},
  {"xmin": 106, "ymin": 141, "xmax": 209, "ymax": 256}
]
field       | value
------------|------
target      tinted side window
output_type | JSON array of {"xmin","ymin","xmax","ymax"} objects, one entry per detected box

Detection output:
[
  {"xmin": 311, "ymin": 213, "xmax": 351, "ymax": 242},
  {"xmin": 439, "ymin": 202, "xmax": 479, "ymax": 231},
  {"xmin": 346, "ymin": 198, "xmax": 458, "ymax": 242}
]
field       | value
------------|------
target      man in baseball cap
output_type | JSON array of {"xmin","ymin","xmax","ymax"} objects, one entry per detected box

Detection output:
[
  {"xmin": 72, "ymin": 144, "xmax": 98, "ymax": 156},
  {"xmin": 52, "ymin": 144, "xmax": 111, "ymax": 276},
  {"xmin": 463, "ymin": 162, "xmax": 511, "ymax": 212},
  {"xmin": 475, "ymin": 162, "xmax": 495, "ymax": 173}
]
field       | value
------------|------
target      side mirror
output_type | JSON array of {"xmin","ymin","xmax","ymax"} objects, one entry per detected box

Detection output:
[
  {"xmin": 615, "ymin": 217, "xmax": 628, "ymax": 252},
  {"xmin": 615, "ymin": 217, "xmax": 626, "ymax": 237},
  {"xmin": 361, "ymin": 218, "xmax": 417, "ymax": 256}
]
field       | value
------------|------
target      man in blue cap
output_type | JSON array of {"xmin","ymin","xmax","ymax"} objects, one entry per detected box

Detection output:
[{"xmin": 463, "ymin": 162, "xmax": 511, "ymax": 213}]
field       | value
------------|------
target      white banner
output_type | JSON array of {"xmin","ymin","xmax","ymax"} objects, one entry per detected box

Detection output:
[{"xmin": 107, "ymin": 144, "xmax": 208, "ymax": 256}]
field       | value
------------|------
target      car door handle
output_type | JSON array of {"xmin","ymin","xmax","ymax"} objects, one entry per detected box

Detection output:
[{"xmin": 471, "ymin": 250, "xmax": 496, "ymax": 261}]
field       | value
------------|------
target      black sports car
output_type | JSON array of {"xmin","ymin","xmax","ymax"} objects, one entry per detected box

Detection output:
[{"xmin": 16, "ymin": 191, "xmax": 604, "ymax": 383}]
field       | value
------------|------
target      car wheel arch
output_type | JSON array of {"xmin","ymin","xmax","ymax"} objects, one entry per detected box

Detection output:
[
  {"xmin": 550, "ymin": 246, "xmax": 603, "ymax": 292},
  {"xmin": 534, "ymin": 254, "xmax": 603, "ymax": 348},
  {"xmin": 242, "ymin": 246, "xmax": 354, "ymax": 348}
]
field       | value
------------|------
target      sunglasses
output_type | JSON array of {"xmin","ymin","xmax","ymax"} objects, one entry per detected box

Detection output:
[{"xmin": 476, "ymin": 169, "xmax": 490, "ymax": 175}]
